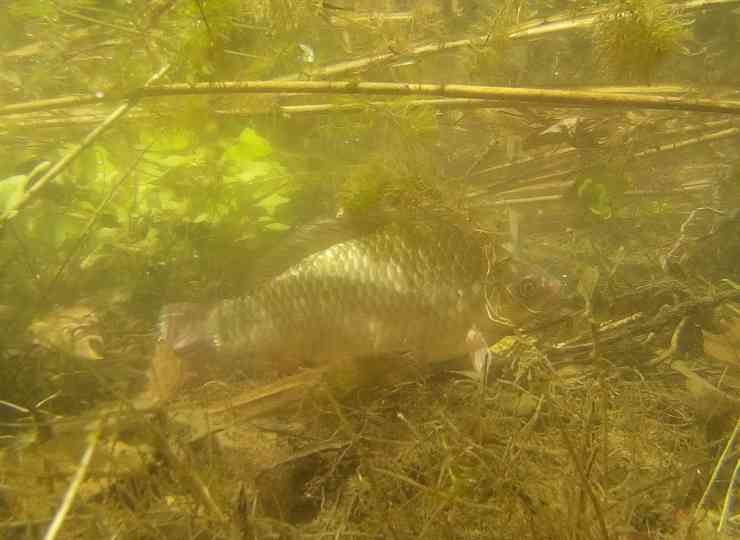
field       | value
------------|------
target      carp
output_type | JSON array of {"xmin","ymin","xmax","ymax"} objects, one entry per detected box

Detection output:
[{"xmin": 154, "ymin": 220, "xmax": 567, "ymax": 399}]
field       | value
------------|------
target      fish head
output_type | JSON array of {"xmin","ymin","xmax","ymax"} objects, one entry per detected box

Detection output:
[
  {"xmin": 486, "ymin": 256, "xmax": 576, "ymax": 330},
  {"xmin": 29, "ymin": 305, "xmax": 104, "ymax": 361}
]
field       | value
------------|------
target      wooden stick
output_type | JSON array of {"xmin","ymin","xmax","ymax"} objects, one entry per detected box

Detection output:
[
  {"xmin": 42, "ymin": 423, "xmax": 102, "ymax": 540},
  {"xmin": 13, "ymin": 90, "xmax": 732, "ymax": 131},
  {"xmin": 4, "ymin": 80, "xmax": 740, "ymax": 118},
  {"xmin": 79, "ymin": 81, "xmax": 740, "ymax": 116}
]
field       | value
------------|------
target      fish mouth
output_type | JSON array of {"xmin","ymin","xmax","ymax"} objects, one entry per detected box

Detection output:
[{"xmin": 76, "ymin": 335, "xmax": 104, "ymax": 361}]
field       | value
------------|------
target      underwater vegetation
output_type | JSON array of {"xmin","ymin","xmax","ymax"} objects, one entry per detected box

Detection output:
[{"xmin": 0, "ymin": 1, "xmax": 739, "ymax": 538}]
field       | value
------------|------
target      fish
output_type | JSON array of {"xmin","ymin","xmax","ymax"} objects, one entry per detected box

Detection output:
[
  {"xmin": 154, "ymin": 219, "xmax": 568, "ymax": 399},
  {"xmin": 29, "ymin": 304, "xmax": 104, "ymax": 361}
]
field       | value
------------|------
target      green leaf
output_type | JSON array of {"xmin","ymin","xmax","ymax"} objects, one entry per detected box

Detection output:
[
  {"xmin": 576, "ymin": 177, "xmax": 593, "ymax": 199},
  {"xmin": 264, "ymin": 222, "xmax": 291, "ymax": 231},
  {"xmin": 148, "ymin": 154, "xmax": 195, "ymax": 168},
  {"xmin": 575, "ymin": 175, "xmax": 614, "ymax": 219},
  {"xmin": 221, "ymin": 128, "xmax": 273, "ymax": 169},
  {"xmin": 238, "ymin": 128, "xmax": 273, "ymax": 159},
  {"xmin": 44, "ymin": 214, "xmax": 88, "ymax": 250},
  {"xmin": 0, "ymin": 175, "xmax": 30, "ymax": 220},
  {"xmin": 589, "ymin": 184, "xmax": 612, "ymax": 218},
  {"xmin": 257, "ymin": 192, "xmax": 291, "ymax": 215},
  {"xmin": 93, "ymin": 227, "xmax": 120, "ymax": 246},
  {"xmin": 236, "ymin": 161, "xmax": 274, "ymax": 183}
]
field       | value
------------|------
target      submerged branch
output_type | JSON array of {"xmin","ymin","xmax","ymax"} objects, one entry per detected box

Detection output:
[
  {"xmin": 142, "ymin": 81, "xmax": 740, "ymax": 115},
  {"xmin": 549, "ymin": 288, "xmax": 740, "ymax": 361},
  {"xmin": 277, "ymin": 0, "xmax": 740, "ymax": 81},
  {"xmin": 3, "ymin": 98, "xmax": 502, "ymax": 130},
  {"xmin": 4, "ymin": 81, "xmax": 740, "ymax": 118},
  {"xmin": 8, "ymin": 86, "xmax": 721, "ymax": 131}
]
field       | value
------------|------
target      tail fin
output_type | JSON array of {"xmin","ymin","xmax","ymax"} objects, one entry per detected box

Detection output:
[{"xmin": 157, "ymin": 302, "xmax": 217, "ymax": 360}]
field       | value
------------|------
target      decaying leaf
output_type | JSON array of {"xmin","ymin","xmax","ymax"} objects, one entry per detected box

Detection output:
[{"xmin": 147, "ymin": 341, "xmax": 188, "ymax": 403}]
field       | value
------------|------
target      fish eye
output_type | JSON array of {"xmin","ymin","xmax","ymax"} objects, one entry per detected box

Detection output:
[{"xmin": 517, "ymin": 277, "xmax": 539, "ymax": 300}]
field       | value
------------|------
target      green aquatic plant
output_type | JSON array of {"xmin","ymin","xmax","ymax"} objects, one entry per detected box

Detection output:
[
  {"xmin": 572, "ymin": 163, "xmax": 631, "ymax": 220},
  {"xmin": 0, "ymin": 125, "xmax": 295, "ymax": 307},
  {"xmin": 464, "ymin": 0, "xmax": 531, "ymax": 83},
  {"xmin": 338, "ymin": 163, "xmax": 390, "ymax": 218},
  {"xmin": 593, "ymin": 0, "xmax": 691, "ymax": 83}
]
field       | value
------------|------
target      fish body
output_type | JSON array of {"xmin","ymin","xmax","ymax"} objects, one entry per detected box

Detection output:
[{"xmin": 157, "ymin": 221, "xmax": 564, "ymax": 393}]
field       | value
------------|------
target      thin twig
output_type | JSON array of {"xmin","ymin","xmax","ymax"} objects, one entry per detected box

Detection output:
[
  {"xmin": 276, "ymin": 0, "xmax": 740, "ymax": 81},
  {"xmin": 56, "ymin": 7, "xmax": 143, "ymax": 35},
  {"xmin": 718, "ymin": 454, "xmax": 739, "ymax": 532},
  {"xmin": 695, "ymin": 416, "xmax": 740, "ymax": 519},
  {"xmin": 39, "ymin": 145, "xmax": 150, "ymax": 304},
  {"xmin": 192, "ymin": 0, "xmax": 214, "ymax": 43},
  {"xmin": 634, "ymin": 127, "xmax": 740, "ymax": 159},
  {"xmin": 605, "ymin": 448, "xmax": 740, "ymax": 513},
  {"xmin": 471, "ymin": 124, "xmax": 739, "ymax": 199},
  {"xmin": 42, "ymin": 421, "xmax": 103, "ymax": 540},
  {"xmin": 371, "ymin": 467, "xmax": 498, "ymax": 512},
  {"xmin": 149, "ymin": 412, "xmax": 230, "ymax": 523},
  {"xmin": 0, "ymin": 65, "xmax": 169, "ymax": 229},
  {"xmin": 561, "ymin": 428, "xmax": 610, "ymax": 540}
]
